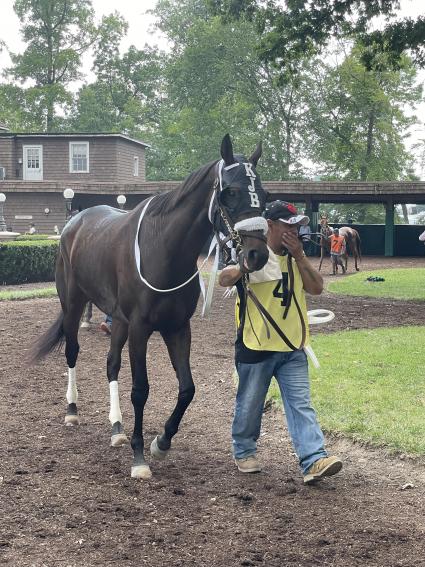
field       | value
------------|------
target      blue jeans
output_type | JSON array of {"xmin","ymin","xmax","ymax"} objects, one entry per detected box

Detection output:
[{"xmin": 233, "ymin": 349, "xmax": 327, "ymax": 474}]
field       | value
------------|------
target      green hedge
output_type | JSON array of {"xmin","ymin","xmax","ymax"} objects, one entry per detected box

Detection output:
[
  {"xmin": 0, "ymin": 240, "xmax": 59, "ymax": 284},
  {"xmin": 15, "ymin": 234, "xmax": 57, "ymax": 241}
]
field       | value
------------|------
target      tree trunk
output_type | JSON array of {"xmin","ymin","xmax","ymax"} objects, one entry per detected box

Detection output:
[
  {"xmin": 360, "ymin": 109, "xmax": 375, "ymax": 181},
  {"xmin": 401, "ymin": 204, "xmax": 409, "ymax": 224}
]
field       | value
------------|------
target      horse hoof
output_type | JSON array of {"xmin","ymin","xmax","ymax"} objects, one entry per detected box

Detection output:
[
  {"xmin": 150, "ymin": 436, "xmax": 169, "ymax": 460},
  {"xmin": 111, "ymin": 433, "xmax": 129, "ymax": 447},
  {"xmin": 80, "ymin": 321, "xmax": 90, "ymax": 329},
  {"xmin": 131, "ymin": 464, "xmax": 152, "ymax": 479},
  {"xmin": 64, "ymin": 414, "xmax": 80, "ymax": 426}
]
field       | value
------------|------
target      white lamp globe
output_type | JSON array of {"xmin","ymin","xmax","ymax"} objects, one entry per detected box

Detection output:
[
  {"xmin": 0, "ymin": 193, "xmax": 6, "ymax": 203},
  {"xmin": 117, "ymin": 195, "xmax": 126, "ymax": 206},
  {"xmin": 63, "ymin": 188, "xmax": 74, "ymax": 199}
]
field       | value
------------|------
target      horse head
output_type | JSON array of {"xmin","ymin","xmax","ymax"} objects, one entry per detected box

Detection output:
[
  {"xmin": 320, "ymin": 214, "xmax": 329, "ymax": 227},
  {"xmin": 212, "ymin": 134, "xmax": 269, "ymax": 273}
]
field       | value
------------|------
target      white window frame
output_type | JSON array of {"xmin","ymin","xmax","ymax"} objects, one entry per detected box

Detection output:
[
  {"xmin": 69, "ymin": 141, "xmax": 89, "ymax": 173},
  {"xmin": 133, "ymin": 156, "xmax": 139, "ymax": 177}
]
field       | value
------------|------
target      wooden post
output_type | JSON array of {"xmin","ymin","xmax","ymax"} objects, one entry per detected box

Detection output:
[
  {"xmin": 304, "ymin": 197, "xmax": 313, "ymax": 223},
  {"xmin": 384, "ymin": 198, "xmax": 394, "ymax": 257}
]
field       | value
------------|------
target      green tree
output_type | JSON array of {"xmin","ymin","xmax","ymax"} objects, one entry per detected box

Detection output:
[
  {"xmin": 70, "ymin": 12, "xmax": 164, "ymax": 151},
  {"xmin": 150, "ymin": 0, "xmax": 311, "ymax": 180},
  {"xmin": 7, "ymin": 0, "xmax": 97, "ymax": 131},
  {"xmin": 0, "ymin": 83, "xmax": 47, "ymax": 130},
  {"xmin": 303, "ymin": 47, "xmax": 422, "ymax": 181},
  {"xmin": 208, "ymin": 0, "xmax": 425, "ymax": 71}
]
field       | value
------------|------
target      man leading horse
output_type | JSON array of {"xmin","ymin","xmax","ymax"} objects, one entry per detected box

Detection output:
[{"xmin": 219, "ymin": 200, "xmax": 343, "ymax": 485}]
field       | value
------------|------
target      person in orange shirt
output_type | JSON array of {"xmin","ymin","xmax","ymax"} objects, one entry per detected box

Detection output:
[{"xmin": 329, "ymin": 228, "xmax": 346, "ymax": 275}]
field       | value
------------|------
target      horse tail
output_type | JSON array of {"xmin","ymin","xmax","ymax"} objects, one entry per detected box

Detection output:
[{"xmin": 28, "ymin": 311, "xmax": 65, "ymax": 364}]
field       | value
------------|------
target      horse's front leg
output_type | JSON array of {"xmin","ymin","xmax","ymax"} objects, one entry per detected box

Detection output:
[
  {"xmin": 128, "ymin": 322, "xmax": 152, "ymax": 479},
  {"xmin": 107, "ymin": 319, "xmax": 129, "ymax": 447},
  {"xmin": 151, "ymin": 322, "xmax": 195, "ymax": 460}
]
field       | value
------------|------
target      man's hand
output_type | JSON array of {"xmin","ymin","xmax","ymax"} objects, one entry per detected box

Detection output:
[
  {"xmin": 218, "ymin": 264, "xmax": 243, "ymax": 287},
  {"xmin": 281, "ymin": 230, "xmax": 304, "ymax": 261}
]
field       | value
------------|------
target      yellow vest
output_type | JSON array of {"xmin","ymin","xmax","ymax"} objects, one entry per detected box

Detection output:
[{"xmin": 236, "ymin": 254, "xmax": 309, "ymax": 352}]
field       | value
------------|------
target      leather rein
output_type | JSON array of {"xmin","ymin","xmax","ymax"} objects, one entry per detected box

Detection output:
[{"xmin": 239, "ymin": 253, "xmax": 307, "ymax": 352}]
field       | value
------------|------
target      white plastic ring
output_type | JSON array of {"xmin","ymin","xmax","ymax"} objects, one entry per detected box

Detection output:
[{"xmin": 307, "ymin": 309, "xmax": 335, "ymax": 325}]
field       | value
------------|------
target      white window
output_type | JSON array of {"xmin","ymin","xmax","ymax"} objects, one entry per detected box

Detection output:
[
  {"xmin": 133, "ymin": 156, "xmax": 139, "ymax": 177},
  {"xmin": 69, "ymin": 142, "xmax": 89, "ymax": 173}
]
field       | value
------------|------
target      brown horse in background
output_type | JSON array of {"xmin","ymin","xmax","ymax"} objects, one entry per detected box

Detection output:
[
  {"xmin": 318, "ymin": 215, "xmax": 361, "ymax": 272},
  {"xmin": 338, "ymin": 226, "xmax": 361, "ymax": 271}
]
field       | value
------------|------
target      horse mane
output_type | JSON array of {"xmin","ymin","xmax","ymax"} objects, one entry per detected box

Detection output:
[{"xmin": 146, "ymin": 160, "xmax": 218, "ymax": 217}]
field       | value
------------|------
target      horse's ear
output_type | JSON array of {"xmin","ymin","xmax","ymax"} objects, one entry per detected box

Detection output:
[
  {"xmin": 265, "ymin": 190, "xmax": 273, "ymax": 203},
  {"xmin": 249, "ymin": 141, "xmax": 262, "ymax": 167},
  {"xmin": 221, "ymin": 134, "xmax": 235, "ymax": 166}
]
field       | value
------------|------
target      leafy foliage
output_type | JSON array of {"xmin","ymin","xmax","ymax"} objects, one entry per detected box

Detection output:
[
  {"xmin": 6, "ymin": 0, "xmax": 98, "ymax": 130},
  {"xmin": 70, "ymin": 12, "xmax": 164, "ymax": 153},
  {"xmin": 0, "ymin": 0, "xmax": 423, "ymax": 212},
  {"xmin": 208, "ymin": 0, "xmax": 425, "ymax": 71},
  {"xmin": 303, "ymin": 47, "xmax": 422, "ymax": 181}
]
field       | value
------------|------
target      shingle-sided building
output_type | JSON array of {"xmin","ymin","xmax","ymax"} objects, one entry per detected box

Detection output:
[
  {"xmin": 0, "ymin": 132, "xmax": 175, "ymax": 233},
  {"xmin": 0, "ymin": 132, "xmax": 148, "ymax": 183}
]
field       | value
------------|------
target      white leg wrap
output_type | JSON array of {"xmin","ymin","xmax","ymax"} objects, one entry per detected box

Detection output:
[
  {"xmin": 66, "ymin": 367, "xmax": 78, "ymax": 404},
  {"xmin": 109, "ymin": 381, "xmax": 123, "ymax": 425}
]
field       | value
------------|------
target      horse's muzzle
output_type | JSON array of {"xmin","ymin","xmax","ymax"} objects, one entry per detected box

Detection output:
[{"xmin": 239, "ymin": 245, "xmax": 269, "ymax": 273}]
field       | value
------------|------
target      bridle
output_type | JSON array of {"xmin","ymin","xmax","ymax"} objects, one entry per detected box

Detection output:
[
  {"xmin": 209, "ymin": 159, "xmax": 268, "ymax": 272},
  {"xmin": 134, "ymin": 158, "xmax": 267, "ymax": 294}
]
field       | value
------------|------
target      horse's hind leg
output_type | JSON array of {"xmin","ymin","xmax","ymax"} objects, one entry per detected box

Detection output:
[
  {"xmin": 107, "ymin": 319, "xmax": 129, "ymax": 447},
  {"xmin": 354, "ymin": 246, "xmax": 360, "ymax": 271},
  {"xmin": 63, "ymin": 287, "xmax": 87, "ymax": 426},
  {"xmin": 151, "ymin": 322, "xmax": 195, "ymax": 461},
  {"xmin": 80, "ymin": 301, "xmax": 93, "ymax": 329}
]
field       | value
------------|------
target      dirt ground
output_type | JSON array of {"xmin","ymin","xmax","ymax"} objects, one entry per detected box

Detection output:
[{"xmin": 1, "ymin": 256, "xmax": 425, "ymax": 567}]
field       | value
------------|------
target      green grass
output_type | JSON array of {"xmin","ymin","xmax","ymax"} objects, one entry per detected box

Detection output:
[
  {"xmin": 268, "ymin": 326, "xmax": 425, "ymax": 455},
  {"xmin": 0, "ymin": 287, "xmax": 57, "ymax": 301},
  {"xmin": 327, "ymin": 268, "xmax": 425, "ymax": 301}
]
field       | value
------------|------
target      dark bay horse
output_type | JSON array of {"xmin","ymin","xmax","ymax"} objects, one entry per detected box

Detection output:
[
  {"xmin": 318, "ymin": 216, "xmax": 361, "ymax": 272},
  {"xmin": 338, "ymin": 226, "xmax": 361, "ymax": 271},
  {"xmin": 31, "ymin": 135, "xmax": 269, "ymax": 479}
]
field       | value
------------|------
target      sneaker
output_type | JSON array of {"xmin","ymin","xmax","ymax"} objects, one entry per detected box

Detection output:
[
  {"xmin": 100, "ymin": 321, "xmax": 111, "ymax": 335},
  {"xmin": 303, "ymin": 456, "xmax": 343, "ymax": 485},
  {"xmin": 234, "ymin": 455, "xmax": 262, "ymax": 473}
]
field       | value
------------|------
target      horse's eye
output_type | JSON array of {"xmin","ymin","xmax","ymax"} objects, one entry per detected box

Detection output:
[{"xmin": 221, "ymin": 187, "xmax": 239, "ymax": 208}]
